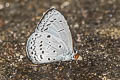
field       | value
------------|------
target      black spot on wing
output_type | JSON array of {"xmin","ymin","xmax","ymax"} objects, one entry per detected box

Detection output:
[
  {"xmin": 42, "ymin": 51, "xmax": 44, "ymax": 54},
  {"xmin": 44, "ymin": 27, "xmax": 48, "ymax": 31},
  {"xmin": 53, "ymin": 50, "xmax": 55, "ymax": 53},
  {"xmin": 34, "ymin": 56, "xmax": 37, "ymax": 61},
  {"xmin": 40, "ymin": 55, "xmax": 43, "ymax": 59},
  {"xmin": 59, "ymin": 20, "xmax": 62, "ymax": 22},
  {"xmin": 47, "ymin": 35, "xmax": 51, "ymax": 38},
  {"xmin": 40, "ymin": 44, "xmax": 42, "ymax": 47},
  {"xmin": 58, "ymin": 29, "xmax": 64, "ymax": 32},
  {"xmin": 59, "ymin": 45, "xmax": 61, "ymax": 48},
  {"xmin": 40, "ymin": 48, "xmax": 42, "ymax": 50},
  {"xmin": 48, "ymin": 58, "xmax": 50, "ymax": 60},
  {"xmin": 50, "ymin": 20, "xmax": 54, "ymax": 22},
  {"xmin": 31, "ymin": 52, "xmax": 33, "ymax": 54},
  {"xmin": 46, "ymin": 23, "xmax": 51, "ymax": 26},
  {"xmin": 35, "ymin": 33, "xmax": 38, "ymax": 36}
]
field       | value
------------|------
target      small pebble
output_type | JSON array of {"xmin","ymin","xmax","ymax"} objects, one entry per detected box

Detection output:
[
  {"xmin": 0, "ymin": 3, "xmax": 4, "ymax": 10},
  {"xmin": 61, "ymin": 1, "xmax": 70, "ymax": 8}
]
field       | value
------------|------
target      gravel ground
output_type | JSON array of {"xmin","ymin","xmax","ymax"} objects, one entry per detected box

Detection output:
[{"xmin": 0, "ymin": 0, "xmax": 120, "ymax": 80}]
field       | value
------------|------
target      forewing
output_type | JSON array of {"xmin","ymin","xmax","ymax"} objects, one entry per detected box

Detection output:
[{"xmin": 35, "ymin": 8, "xmax": 73, "ymax": 52}]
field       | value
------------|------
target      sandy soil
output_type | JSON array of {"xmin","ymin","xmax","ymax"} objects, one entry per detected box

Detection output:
[{"xmin": 0, "ymin": 0, "xmax": 120, "ymax": 80}]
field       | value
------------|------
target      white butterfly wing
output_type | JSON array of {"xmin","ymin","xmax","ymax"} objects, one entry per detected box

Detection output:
[
  {"xmin": 35, "ymin": 8, "xmax": 73, "ymax": 53},
  {"xmin": 26, "ymin": 32, "xmax": 73, "ymax": 64}
]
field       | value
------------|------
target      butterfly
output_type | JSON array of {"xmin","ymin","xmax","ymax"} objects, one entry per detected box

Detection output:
[{"xmin": 26, "ymin": 8, "xmax": 82, "ymax": 64}]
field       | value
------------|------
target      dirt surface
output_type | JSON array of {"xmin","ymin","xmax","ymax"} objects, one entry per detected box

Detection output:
[{"xmin": 0, "ymin": 0, "xmax": 120, "ymax": 80}]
